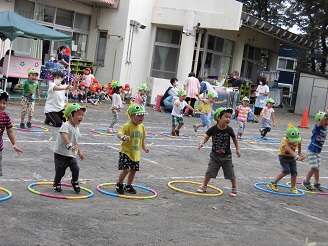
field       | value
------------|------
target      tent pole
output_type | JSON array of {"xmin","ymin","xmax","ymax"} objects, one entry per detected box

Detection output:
[{"xmin": 4, "ymin": 42, "xmax": 13, "ymax": 92}]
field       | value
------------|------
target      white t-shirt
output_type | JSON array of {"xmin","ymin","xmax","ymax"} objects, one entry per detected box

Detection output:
[
  {"xmin": 44, "ymin": 82, "xmax": 67, "ymax": 113},
  {"xmin": 53, "ymin": 121, "xmax": 81, "ymax": 157},
  {"xmin": 171, "ymin": 99, "xmax": 188, "ymax": 117},
  {"xmin": 112, "ymin": 93, "xmax": 123, "ymax": 109},
  {"xmin": 256, "ymin": 85, "xmax": 269, "ymax": 96}
]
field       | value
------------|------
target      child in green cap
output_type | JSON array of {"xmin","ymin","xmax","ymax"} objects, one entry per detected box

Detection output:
[
  {"xmin": 302, "ymin": 107, "xmax": 328, "ymax": 191},
  {"xmin": 52, "ymin": 103, "xmax": 86, "ymax": 193},
  {"xmin": 171, "ymin": 90, "xmax": 196, "ymax": 136},
  {"xmin": 193, "ymin": 92, "xmax": 227, "ymax": 132},
  {"xmin": 197, "ymin": 107, "xmax": 241, "ymax": 197},
  {"xmin": 134, "ymin": 84, "xmax": 148, "ymax": 109},
  {"xmin": 19, "ymin": 68, "xmax": 41, "ymax": 129},
  {"xmin": 268, "ymin": 123, "xmax": 306, "ymax": 194},
  {"xmin": 259, "ymin": 98, "xmax": 276, "ymax": 140},
  {"xmin": 115, "ymin": 104, "xmax": 149, "ymax": 194},
  {"xmin": 235, "ymin": 96, "xmax": 257, "ymax": 139}
]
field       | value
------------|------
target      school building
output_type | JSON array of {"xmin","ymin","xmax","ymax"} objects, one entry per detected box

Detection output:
[{"xmin": 0, "ymin": 0, "xmax": 313, "ymax": 104}]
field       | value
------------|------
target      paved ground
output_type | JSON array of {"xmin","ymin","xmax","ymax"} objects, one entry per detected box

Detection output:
[{"xmin": 0, "ymin": 100, "xmax": 327, "ymax": 246}]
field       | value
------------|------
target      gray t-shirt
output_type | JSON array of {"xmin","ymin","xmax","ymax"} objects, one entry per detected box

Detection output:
[{"xmin": 53, "ymin": 121, "xmax": 81, "ymax": 157}]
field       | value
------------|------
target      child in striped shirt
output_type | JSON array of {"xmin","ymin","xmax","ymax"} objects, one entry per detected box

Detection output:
[{"xmin": 236, "ymin": 97, "xmax": 257, "ymax": 139}]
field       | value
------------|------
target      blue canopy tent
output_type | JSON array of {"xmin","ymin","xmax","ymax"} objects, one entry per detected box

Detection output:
[{"xmin": 0, "ymin": 11, "xmax": 72, "ymax": 91}]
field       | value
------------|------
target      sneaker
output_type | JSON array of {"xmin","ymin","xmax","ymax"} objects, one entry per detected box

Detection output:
[
  {"xmin": 230, "ymin": 187, "xmax": 237, "ymax": 197},
  {"xmin": 193, "ymin": 125, "xmax": 198, "ymax": 132},
  {"xmin": 107, "ymin": 128, "xmax": 114, "ymax": 133},
  {"xmin": 71, "ymin": 181, "xmax": 80, "ymax": 193},
  {"xmin": 197, "ymin": 185, "xmax": 207, "ymax": 193},
  {"xmin": 268, "ymin": 181, "xmax": 279, "ymax": 192},
  {"xmin": 302, "ymin": 181, "xmax": 313, "ymax": 191},
  {"xmin": 116, "ymin": 182, "xmax": 124, "ymax": 194},
  {"xmin": 175, "ymin": 130, "xmax": 180, "ymax": 136},
  {"xmin": 261, "ymin": 136, "xmax": 268, "ymax": 140},
  {"xmin": 124, "ymin": 184, "xmax": 137, "ymax": 194},
  {"xmin": 53, "ymin": 183, "xmax": 62, "ymax": 192},
  {"xmin": 314, "ymin": 183, "xmax": 324, "ymax": 192},
  {"xmin": 171, "ymin": 131, "xmax": 176, "ymax": 136},
  {"xmin": 20, "ymin": 123, "xmax": 25, "ymax": 129},
  {"xmin": 26, "ymin": 122, "xmax": 32, "ymax": 129},
  {"xmin": 290, "ymin": 186, "xmax": 299, "ymax": 194}
]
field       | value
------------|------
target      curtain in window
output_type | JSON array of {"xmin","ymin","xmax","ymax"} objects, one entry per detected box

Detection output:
[{"xmin": 14, "ymin": 0, "xmax": 34, "ymax": 19}]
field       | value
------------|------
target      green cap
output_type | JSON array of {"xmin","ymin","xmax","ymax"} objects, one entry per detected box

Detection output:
[
  {"xmin": 0, "ymin": 89, "xmax": 9, "ymax": 100},
  {"xmin": 64, "ymin": 103, "xmax": 86, "ymax": 118},
  {"xmin": 28, "ymin": 68, "xmax": 39, "ymax": 75},
  {"xmin": 286, "ymin": 123, "xmax": 302, "ymax": 143},
  {"xmin": 178, "ymin": 90, "xmax": 187, "ymax": 96},
  {"xmin": 207, "ymin": 92, "xmax": 217, "ymax": 98},
  {"xmin": 128, "ymin": 104, "xmax": 148, "ymax": 115},
  {"xmin": 112, "ymin": 81, "xmax": 122, "ymax": 89},
  {"xmin": 213, "ymin": 107, "xmax": 233, "ymax": 120},
  {"xmin": 137, "ymin": 84, "xmax": 148, "ymax": 90},
  {"xmin": 266, "ymin": 98, "xmax": 275, "ymax": 104},
  {"xmin": 315, "ymin": 111, "xmax": 325, "ymax": 122},
  {"xmin": 242, "ymin": 96, "xmax": 250, "ymax": 101}
]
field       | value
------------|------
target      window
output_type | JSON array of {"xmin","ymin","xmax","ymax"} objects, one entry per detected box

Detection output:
[
  {"xmin": 151, "ymin": 28, "xmax": 181, "ymax": 79},
  {"xmin": 55, "ymin": 8, "xmax": 73, "ymax": 27},
  {"xmin": 277, "ymin": 57, "xmax": 296, "ymax": 71},
  {"xmin": 74, "ymin": 13, "xmax": 91, "ymax": 31},
  {"xmin": 34, "ymin": 3, "xmax": 55, "ymax": 23},
  {"xmin": 241, "ymin": 44, "xmax": 262, "ymax": 81},
  {"xmin": 95, "ymin": 31, "xmax": 108, "ymax": 66},
  {"xmin": 14, "ymin": 0, "xmax": 34, "ymax": 19}
]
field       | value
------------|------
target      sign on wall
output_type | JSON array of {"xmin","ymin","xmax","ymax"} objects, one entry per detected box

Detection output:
[{"xmin": 2, "ymin": 55, "xmax": 41, "ymax": 79}]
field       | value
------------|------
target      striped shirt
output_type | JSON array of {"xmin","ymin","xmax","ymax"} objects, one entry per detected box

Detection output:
[
  {"xmin": 0, "ymin": 111, "xmax": 13, "ymax": 151},
  {"xmin": 236, "ymin": 105, "xmax": 251, "ymax": 122}
]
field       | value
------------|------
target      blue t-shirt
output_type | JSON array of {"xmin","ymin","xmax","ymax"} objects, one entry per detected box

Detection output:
[{"xmin": 308, "ymin": 123, "xmax": 328, "ymax": 153}]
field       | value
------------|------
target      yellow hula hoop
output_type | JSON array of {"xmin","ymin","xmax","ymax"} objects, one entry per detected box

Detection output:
[{"xmin": 167, "ymin": 180, "xmax": 223, "ymax": 196}]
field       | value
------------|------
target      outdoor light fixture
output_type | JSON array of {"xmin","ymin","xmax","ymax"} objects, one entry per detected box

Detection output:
[{"xmin": 130, "ymin": 20, "xmax": 147, "ymax": 29}]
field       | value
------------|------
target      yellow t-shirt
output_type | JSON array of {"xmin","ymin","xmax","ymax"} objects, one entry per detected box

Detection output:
[
  {"xmin": 278, "ymin": 137, "xmax": 300, "ymax": 156},
  {"xmin": 199, "ymin": 99, "xmax": 212, "ymax": 114},
  {"xmin": 118, "ymin": 121, "xmax": 146, "ymax": 162}
]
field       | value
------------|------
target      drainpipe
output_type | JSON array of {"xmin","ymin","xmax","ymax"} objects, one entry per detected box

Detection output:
[{"xmin": 193, "ymin": 30, "xmax": 202, "ymax": 74}]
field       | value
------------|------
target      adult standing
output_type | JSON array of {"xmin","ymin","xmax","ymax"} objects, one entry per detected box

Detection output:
[
  {"xmin": 44, "ymin": 71, "xmax": 79, "ymax": 127},
  {"xmin": 184, "ymin": 72, "xmax": 200, "ymax": 116},
  {"xmin": 254, "ymin": 76, "xmax": 269, "ymax": 122},
  {"xmin": 57, "ymin": 46, "xmax": 70, "ymax": 68},
  {"xmin": 0, "ymin": 50, "xmax": 19, "ymax": 93}
]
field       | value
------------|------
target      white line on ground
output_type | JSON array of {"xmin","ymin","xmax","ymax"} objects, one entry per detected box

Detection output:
[{"xmin": 285, "ymin": 207, "xmax": 328, "ymax": 224}]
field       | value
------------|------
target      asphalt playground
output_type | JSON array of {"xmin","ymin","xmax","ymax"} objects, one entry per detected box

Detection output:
[{"xmin": 0, "ymin": 100, "xmax": 327, "ymax": 246}]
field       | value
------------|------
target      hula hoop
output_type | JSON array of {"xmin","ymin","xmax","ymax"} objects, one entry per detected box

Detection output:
[
  {"xmin": 13, "ymin": 124, "xmax": 48, "ymax": 133},
  {"xmin": 286, "ymin": 181, "xmax": 328, "ymax": 195},
  {"xmin": 161, "ymin": 132, "xmax": 190, "ymax": 139},
  {"xmin": 168, "ymin": 180, "xmax": 223, "ymax": 196},
  {"xmin": 253, "ymin": 182, "xmax": 305, "ymax": 197},
  {"xmin": 0, "ymin": 187, "xmax": 12, "ymax": 202},
  {"xmin": 27, "ymin": 181, "xmax": 93, "ymax": 199},
  {"xmin": 96, "ymin": 183, "xmax": 157, "ymax": 199},
  {"xmin": 251, "ymin": 136, "xmax": 280, "ymax": 143},
  {"xmin": 92, "ymin": 128, "xmax": 157, "ymax": 139},
  {"xmin": 237, "ymin": 137, "xmax": 256, "ymax": 142}
]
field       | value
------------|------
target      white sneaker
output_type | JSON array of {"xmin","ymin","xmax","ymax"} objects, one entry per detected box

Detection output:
[
  {"xmin": 107, "ymin": 128, "xmax": 114, "ymax": 133},
  {"xmin": 197, "ymin": 185, "xmax": 207, "ymax": 193}
]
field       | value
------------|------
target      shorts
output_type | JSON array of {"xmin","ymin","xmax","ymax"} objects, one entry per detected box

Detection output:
[
  {"xmin": 278, "ymin": 155, "xmax": 297, "ymax": 176},
  {"xmin": 118, "ymin": 152, "xmax": 139, "ymax": 171},
  {"xmin": 200, "ymin": 114, "xmax": 211, "ymax": 127},
  {"xmin": 306, "ymin": 150, "xmax": 320, "ymax": 169},
  {"xmin": 205, "ymin": 152, "xmax": 235, "ymax": 179},
  {"xmin": 171, "ymin": 115, "xmax": 184, "ymax": 127},
  {"xmin": 21, "ymin": 96, "xmax": 35, "ymax": 116}
]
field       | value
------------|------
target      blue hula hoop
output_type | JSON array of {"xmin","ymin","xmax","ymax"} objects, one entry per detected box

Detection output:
[
  {"xmin": 254, "ymin": 182, "xmax": 305, "ymax": 197},
  {"xmin": 0, "ymin": 187, "xmax": 13, "ymax": 202}
]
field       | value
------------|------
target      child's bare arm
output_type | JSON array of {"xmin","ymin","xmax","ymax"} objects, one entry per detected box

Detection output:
[
  {"xmin": 232, "ymin": 136, "xmax": 241, "ymax": 157},
  {"xmin": 198, "ymin": 134, "xmax": 210, "ymax": 150},
  {"xmin": 260, "ymin": 108, "xmax": 265, "ymax": 116},
  {"xmin": 213, "ymin": 99, "xmax": 227, "ymax": 104},
  {"xmin": 37, "ymin": 88, "xmax": 41, "ymax": 100},
  {"xmin": 142, "ymin": 138, "xmax": 149, "ymax": 153},
  {"xmin": 117, "ymin": 133, "xmax": 130, "ymax": 142},
  {"xmin": 297, "ymin": 142, "xmax": 306, "ymax": 161},
  {"xmin": 7, "ymin": 128, "xmax": 23, "ymax": 154},
  {"xmin": 271, "ymin": 112, "xmax": 275, "ymax": 126}
]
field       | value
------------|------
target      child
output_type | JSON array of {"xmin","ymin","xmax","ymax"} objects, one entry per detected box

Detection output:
[
  {"xmin": 171, "ymin": 90, "xmax": 197, "ymax": 136},
  {"xmin": 0, "ymin": 90, "xmax": 23, "ymax": 176},
  {"xmin": 235, "ymin": 96, "xmax": 258, "ymax": 139},
  {"xmin": 259, "ymin": 98, "xmax": 276, "ymax": 140},
  {"xmin": 193, "ymin": 92, "xmax": 227, "ymax": 132},
  {"xmin": 134, "ymin": 84, "xmax": 148, "ymax": 109},
  {"xmin": 116, "ymin": 104, "xmax": 149, "ymax": 194},
  {"xmin": 95, "ymin": 85, "xmax": 104, "ymax": 102},
  {"xmin": 123, "ymin": 83, "xmax": 132, "ymax": 103},
  {"xmin": 77, "ymin": 83, "xmax": 86, "ymax": 102},
  {"xmin": 19, "ymin": 68, "xmax": 41, "ymax": 129},
  {"xmin": 197, "ymin": 107, "xmax": 241, "ymax": 197},
  {"xmin": 302, "ymin": 108, "xmax": 328, "ymax": 191},
  {"xmin": 108, "ymin": 81, "xmax": 123, "ymax": 133},
  {"xmin": 102, "ymin": 85, "xmax": 110, "ymax": 101},
  {"xmin": 82, "ymin": 68, "xmax": 94, "ymax": 101},
  {"xmin": 86, "ymin": 87, "xmax": 100, "ymax": 105},
  {"xmin": 53, "ymin": 103, "xmax": 86, "ymax": 193},
  {"xmin": 268, "ymin": 123, "xmax": 306, "ymax": 194}
]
